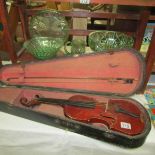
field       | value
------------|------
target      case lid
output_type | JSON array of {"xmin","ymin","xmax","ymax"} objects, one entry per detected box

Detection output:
[{"xmin": 0, "ymin": 49, "xmax": 145, "ymax": 96}]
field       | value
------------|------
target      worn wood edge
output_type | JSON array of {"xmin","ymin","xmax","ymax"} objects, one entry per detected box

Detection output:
[{"xmin": 30, "ymin": 0, "xmax": 155, "ymax": 7}]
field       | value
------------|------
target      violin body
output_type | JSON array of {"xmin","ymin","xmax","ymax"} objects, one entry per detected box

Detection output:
[
  {"xmin": 0, "ymin": 49, "xmax": 151, "ymax": 148},
  {"xmin": 64, "ymin": 95, "xmax": 145, "ymax": 136}
]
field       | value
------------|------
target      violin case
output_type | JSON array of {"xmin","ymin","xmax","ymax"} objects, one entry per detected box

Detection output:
[{"xmin": 0, "ymin": 49, "xmax": 151, "ymax": 148}]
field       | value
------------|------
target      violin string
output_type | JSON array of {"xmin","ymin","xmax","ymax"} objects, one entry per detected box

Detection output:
[
  {"xmin": 36, "ymin": 98, "xmax": 108, "ymax": 106},
  {"xmin": 30, "ymin": 97, "xmax": 109, "ymax": 108},
  {"xmin": 31, "ymin": 98, "xmax": 96, "ymax": 108}
]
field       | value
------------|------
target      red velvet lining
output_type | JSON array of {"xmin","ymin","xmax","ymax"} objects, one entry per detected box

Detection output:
[
  {"xmin": 0, "ymin": 87, "xmax": 147, "ymax": 136},
  {"xmin": 0, "ymin": 50, "xmax": 143, "ymax": 95}
]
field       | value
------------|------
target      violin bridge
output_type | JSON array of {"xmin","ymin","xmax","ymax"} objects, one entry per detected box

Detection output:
[{"xmin": 105, "ymin": 102, "xmax": 109, "ymax": 112}]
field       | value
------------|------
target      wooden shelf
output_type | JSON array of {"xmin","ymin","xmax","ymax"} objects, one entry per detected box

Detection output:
[
  {"xmin": 0, "ymin": 0, "xmax": 17, "ymax": 63},
  {"xmin": 31, "ymin": 0, "xmax": 155, "ymax": 6},
  {"xmin": 152, "ymin": 64, "xmax": 155, "ymax": 73}
]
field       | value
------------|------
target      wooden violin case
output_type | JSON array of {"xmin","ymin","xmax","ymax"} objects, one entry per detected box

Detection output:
[{"xmin": 0, "ymin": 49, "xmax": 151, "ymax": 148}]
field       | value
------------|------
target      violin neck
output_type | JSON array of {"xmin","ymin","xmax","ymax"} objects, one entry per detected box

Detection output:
[{"xmin": 36, "ymin": 97, "xmax": 95, "ymax": 108}]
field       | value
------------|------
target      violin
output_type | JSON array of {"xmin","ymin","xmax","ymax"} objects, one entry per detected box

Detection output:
[{"xmin": 20, "ymin": 95, "xmax": 144, "ymax": 136}]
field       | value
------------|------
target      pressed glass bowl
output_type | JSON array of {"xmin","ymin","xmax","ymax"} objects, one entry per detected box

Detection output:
[
  {"xmin": 23, "ymin": 37, "xmax": 64, "ymax": 60},
  {"xmin": 29, "ymin": 10, "xmax": 69, "ymax": 43},
  {"xmin": 88, "ymin": 31, "xmax": 134, "ymax": 52}
]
